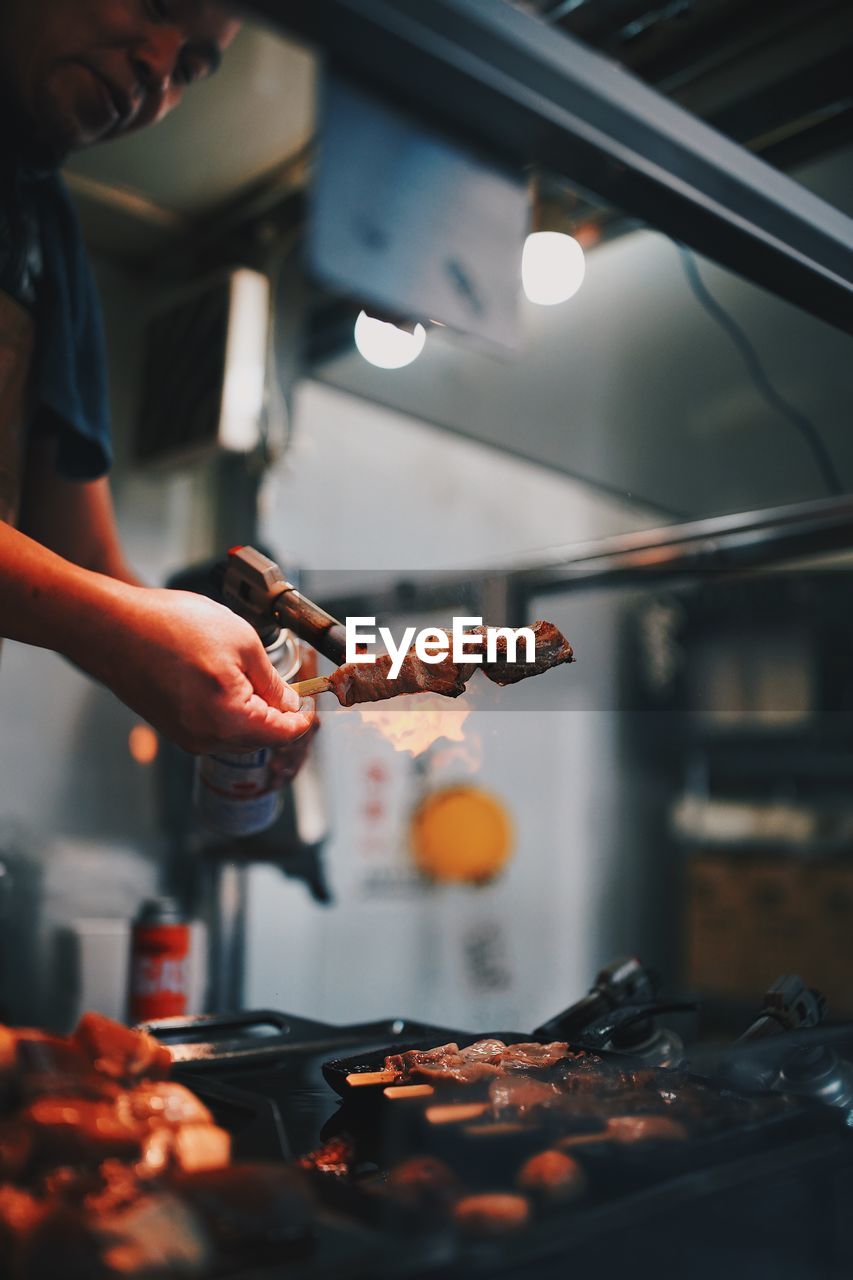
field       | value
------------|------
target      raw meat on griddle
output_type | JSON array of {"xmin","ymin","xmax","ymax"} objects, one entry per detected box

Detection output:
[
  {"xmin": 383, "ymin": 1039, "xmax": 573, "ymax": 1085},
  {"xmin": 489, "ymin": 1076, "xmax": 559, "ymax": 1118},
  {"xmin": 499, "ymin": 1041, "xmax": 572, "ymax": 1070}
]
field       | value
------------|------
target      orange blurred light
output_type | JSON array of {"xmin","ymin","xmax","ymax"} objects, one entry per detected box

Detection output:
[
  {"xmin": 128, "ymin": 724, "xmax": 159, "ymax": 766},
  {"xmin": 410, "ymin": 784, "xmax": 514, "ymax": 884}
]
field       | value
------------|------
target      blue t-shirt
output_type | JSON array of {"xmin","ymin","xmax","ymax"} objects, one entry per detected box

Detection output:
[{"xmin": 0, "ymin": 164, "xmax": 112, "ymax": 480}]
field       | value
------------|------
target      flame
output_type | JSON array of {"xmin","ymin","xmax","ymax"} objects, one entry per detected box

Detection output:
[
  {"xmin": 353, "ymin": 693, "xmax": 472, "ymax": 757},
  {"xmin": 426, "ymin": 734, "xmax": 483, "ymax": 776}
]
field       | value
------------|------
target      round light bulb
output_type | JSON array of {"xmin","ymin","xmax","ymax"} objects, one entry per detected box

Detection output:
[
  {"xmin": 521, "ymin": 231, "xmax": 585, "ymax": 306},
  {"xmin": 354, "ymin": 311, "xmax": 427, "ymax": 369}
]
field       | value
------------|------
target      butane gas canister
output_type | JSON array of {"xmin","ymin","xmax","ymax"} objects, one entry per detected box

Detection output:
[
  {"xmin": 193, "ymin": 631, "xmax": 303, "ymax": 837},
  {"xmin": 128, "ymin": 896, "xmax": 191, "ymax": 1023}
]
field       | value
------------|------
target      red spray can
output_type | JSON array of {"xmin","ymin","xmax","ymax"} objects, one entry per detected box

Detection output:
[{"xmin": 128, "ymin": 897, "xmax": 191, "ymax": 1023}]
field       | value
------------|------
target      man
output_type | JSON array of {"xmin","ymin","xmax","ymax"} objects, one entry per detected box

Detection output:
[{"xmin": 0, "ymin": 0, "xmax": 315, "ymax": 754}]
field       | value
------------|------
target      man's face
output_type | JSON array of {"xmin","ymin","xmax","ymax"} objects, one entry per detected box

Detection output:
[{"xmin": 0, "ymin": 0, "xmax": 240, "ymax": 167}]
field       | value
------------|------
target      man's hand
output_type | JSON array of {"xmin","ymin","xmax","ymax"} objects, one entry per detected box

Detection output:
[
  {"xmin": 5, "ymin": 468, "xmax": 316, "ymax": 755},
  {"xmin": 74, "ymin": 586, "xmax": 316, "ymax": 755}
]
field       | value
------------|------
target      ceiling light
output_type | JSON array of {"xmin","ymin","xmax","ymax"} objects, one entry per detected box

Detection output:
[
  {"xmin": 354, "ymin": 311, "xmax": 427, "ymax": 369},
  {"xmin": 522, "ymin": 230, "xmax": 585, "ymax": 306}
]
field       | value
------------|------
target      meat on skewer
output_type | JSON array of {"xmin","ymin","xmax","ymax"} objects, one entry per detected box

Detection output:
[
  {"xmin": 319, "ymin": 621, "xmax": 574, "ymax": 707},
  {"xmin": 475, "ymin": 621, "xmax": 575, "ymax": 686},
  {"xmin": 329, "ymin": 650, "xmax": 472, "ymax": 706}
]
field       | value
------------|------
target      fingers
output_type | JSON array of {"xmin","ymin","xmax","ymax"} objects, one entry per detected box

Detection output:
[
  {"xmin": 242, "ymin": 637, "xmax": 301, "ymax": 713},
  {"xmin": 229, "ymin": 691, "xmax": 317, "ymax": 750},
  {"xmin": 232, "ymin": 634, "xmax": 321, "ymax": 748}
]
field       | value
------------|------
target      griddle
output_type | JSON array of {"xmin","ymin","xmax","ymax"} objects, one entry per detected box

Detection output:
[
  {"xmin": 321, "ymin": 999, "xmax": 694, "ymax": 1100},
  {"xmin": 143, "ymin": 1008, "xmax": 853, "ymax": 1280}
]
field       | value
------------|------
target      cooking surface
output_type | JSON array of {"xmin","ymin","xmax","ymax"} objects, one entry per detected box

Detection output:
[
  {"xmin": 175, "ymin": 1018, "xmax": 465, "ymax": 1161},
  {"xmin": 162, "ymin": 1012, "xmax": 853, "ymax": 1280}
]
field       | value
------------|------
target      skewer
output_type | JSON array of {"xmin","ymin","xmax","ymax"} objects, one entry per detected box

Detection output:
[
  {"xmin": 462, "ymin": 1121, "xmax": 527, "ymax": 1138},
  {"xmin": 346, "ymin": 1070, "xmax": 397, "ymax": 1088},
  {"xmin": 383, "ymin": 1084, "xmax": 435, "ymax": 1100},
  {"xmin": 555, "ymin": 1131, "xmax": 612, "ymax": 1150},
  {"xmin": 291, "ymin": 675, "xmax": 333, "ymax": 697},
  {"xmin": 425, "ymin": 1102, "xmax": 490, "ymax": 1126}
]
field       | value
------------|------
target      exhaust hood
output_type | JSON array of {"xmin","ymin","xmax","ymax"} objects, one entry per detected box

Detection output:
[{"xmin": 245, "ymin": 0, "xmax": 853, "ymax": 336}]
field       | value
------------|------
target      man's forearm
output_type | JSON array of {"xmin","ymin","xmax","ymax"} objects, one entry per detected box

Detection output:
[
  {"xmin": 0, "ymin": 521, "xmax": 315, "ymax": 754},
  {"xmin": 0, "ymin": 520, "xmax": 134, "ymax": 662},
  {"xmin": 18, "ymin": 436, "xmax": 142, "ymax": 586}
]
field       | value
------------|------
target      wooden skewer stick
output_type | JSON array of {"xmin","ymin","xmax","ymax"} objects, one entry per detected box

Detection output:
[
  {"xmin": 291, "ymin": 675, "xmax": 333, "ymax": 697},
  {"xmin": 462, "ymin": 1121, "xmax": 526, "ymax": 1138},
  {"xmin": 425, "ymin": 1102, "xmax": 489, "ymax": 1126},
  {"xmin": 384, "ymin": 1084, "xmax": 435, "ymax": 1100},
  {"xmin": 346, "ymin": 1069, "xmax": 397, "ymax": 1087},
  {"xmin": 555, "ymin": 1131, "xmax": 612, "ymax": 1150}
]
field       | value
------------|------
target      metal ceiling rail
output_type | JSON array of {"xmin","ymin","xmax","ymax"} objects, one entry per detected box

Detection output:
[
  {"xmin": 245, "ymin": 0, "xmax": 853, "ymax": 334},
  {"xmin": 316, "ymin": 495, "xmax": 853, "ymax": 624},
  {"xmin": 516, "ymin": 493, "xmax": 853, "ymax": 593}
]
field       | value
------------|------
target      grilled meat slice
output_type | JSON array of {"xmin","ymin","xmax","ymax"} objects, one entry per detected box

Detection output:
[
  {"xmin": 477, "ymin": 621, "xmax": 574, "ymax": 685},
  {"xmin": 329, "ymin": 649, "xmax": 471, "ymax": 706},
  {"xmin": 328, "ymin": 620, "xmax": 573, "ymax": 706}
]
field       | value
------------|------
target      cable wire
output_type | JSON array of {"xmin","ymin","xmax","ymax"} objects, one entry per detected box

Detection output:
[{"xmin": 675, "ymin": 243, "xmax": 844, "ymax": 496}]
